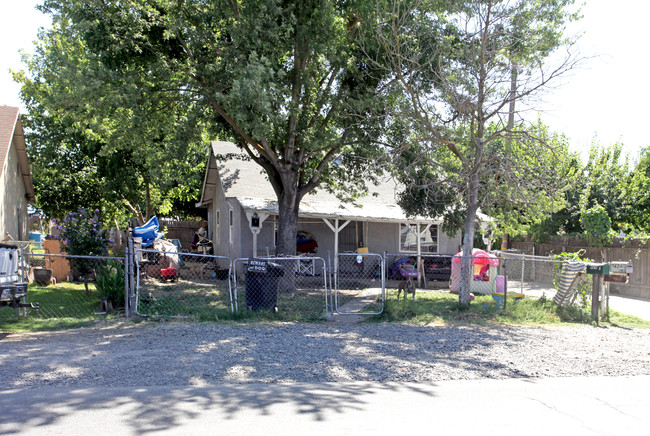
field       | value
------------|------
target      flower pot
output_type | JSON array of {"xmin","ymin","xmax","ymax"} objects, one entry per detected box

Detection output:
[{"xmin": 33, "ymin": 267, "xmax": 53, "ymax": 286}]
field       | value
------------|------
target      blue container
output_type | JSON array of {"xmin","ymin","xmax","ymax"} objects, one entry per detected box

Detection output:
[{"xmin": 29, "ymin": 232, "xmax": 43, "ymax": 244}]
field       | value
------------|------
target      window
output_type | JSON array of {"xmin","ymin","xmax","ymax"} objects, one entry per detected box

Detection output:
[
  {"xmin": 399, "ymin": 224, "xmax": 419, "ymax": 252},
  {"xmin": 215, "ymin": 211, "xmax": 220, "ymax": 241},
  {"xmin": 229, "ymin": 209, "xmax": 233, "ymax": 243},
  {"xmin": 399, "ymin": 223, "xmax": 439, "ymax": 253},
  {"xmin": 274, "ymin": 221, "xmax": 278, "ymax": 247},
  {"xmin": 420, "ymin": 224, "xmax": 438, "ymax": 253}
]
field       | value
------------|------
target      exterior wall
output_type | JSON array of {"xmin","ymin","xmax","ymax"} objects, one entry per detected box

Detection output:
[
  {"xmin": 256, "ymin": 219, "xmax": 276, "ymax": 256},
  {"xmin": 370, "ymin": 222, "xmax": 461, "ymax": 256},
  {"xmin": 208, "ymin": 173, "xmax": 230, "ymax": 258},
  {"xmin": 439, "ymin": 229, "xmax": 462, "ymax": 254},
  {"xmin": 229, "ymin": 218, "xmax": 464, "ymax": 259},
  {"xmin": 0, "ymin": 139, "xmax": 28, "ymax": 241}
]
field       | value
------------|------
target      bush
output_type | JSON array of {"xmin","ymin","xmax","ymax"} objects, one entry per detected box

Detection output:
[
  {"xmin": 96, "ymin": 261, "xmax": 125, "ymax": 308},
  {"xmin": 53, "ymin": 208, "xmax": 112, "ymax": 294},
  {"xmin": 54, "ymin": 208, "xmax": 111, "ymax": 257},
  {"xmin": 581, "ymin": 204, "xmax": 617, "ymax": 246}
]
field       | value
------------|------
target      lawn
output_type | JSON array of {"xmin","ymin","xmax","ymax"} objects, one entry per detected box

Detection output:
[
  {"xmin": 3, "ymin": 282, "xmax": 648, "ymax": 332},
  {"xmin": 0, "ymin": 282, "xmax": 118, "ymax": 332},
  {"xmin": 367, "ymin": 290, "xmax": 650, "ymax": 329}
]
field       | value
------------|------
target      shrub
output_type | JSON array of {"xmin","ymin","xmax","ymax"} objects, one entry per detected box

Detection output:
[
  {"xmin": 96, "ymin": 261, "xmax": 125, "ymax": 308},
  {"xmin": 580, "ymin": 204, "xmax": 617, "ymax": 246},
  {"xmin": 54, "ymin": 208, "xmax": 111, "ymax": 257},
  {"xmin": 53, "ymin": 208, "xmax": 112, "ymax": 294}
]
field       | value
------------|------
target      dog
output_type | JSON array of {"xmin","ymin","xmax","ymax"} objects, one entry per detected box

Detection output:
[{"xmin": 397, "ymin": 278, "xmax": 416, "ymax": 301}]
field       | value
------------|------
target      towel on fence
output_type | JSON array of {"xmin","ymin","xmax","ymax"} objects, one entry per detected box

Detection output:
[{"xmin": 553, "ymin": 262, "xmax": 587, "ymax": 306}]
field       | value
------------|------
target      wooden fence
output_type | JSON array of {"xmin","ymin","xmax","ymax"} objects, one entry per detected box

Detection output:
[
  {"xmin": 509, "ymin": 237, "xmax": 650, "ymax": 300},
  {"xmin": 158, "ymin": 219, "xmax": 203, "ymax": 251}
]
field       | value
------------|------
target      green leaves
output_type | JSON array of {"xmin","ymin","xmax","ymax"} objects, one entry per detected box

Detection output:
[{"xmin": 580, "ymin": 204, "xmax": 616, "ymax": 247}]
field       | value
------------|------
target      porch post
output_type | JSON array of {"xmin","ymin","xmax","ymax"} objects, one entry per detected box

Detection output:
[
  {"xmin": 246, "ymin": 211, "xmax": 269, "ymax": 257},
  {"xmin": 323, "ymin": 218, "xmax": 351, "ymax": 271}
]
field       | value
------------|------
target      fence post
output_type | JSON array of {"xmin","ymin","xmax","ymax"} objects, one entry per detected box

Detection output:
[
  {"xmin": 503, "ymin": 256, "xmax": 508, "ymax": 311},
  {"xmin": 125, "ymin": 237, "xmax": 134, "ymax": 317}
]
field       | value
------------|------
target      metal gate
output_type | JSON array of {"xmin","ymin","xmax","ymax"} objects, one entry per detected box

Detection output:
[
  {"xmin": 135, "ymin": 249, "xmax": 233, "ymax": 319},
  {"xmin": 232, "ymin": 256, "xmax": 328, "ymax": 320},
  {"xmin": 334, "ymin": 253, "xmax": 384, "ymax": 315}
]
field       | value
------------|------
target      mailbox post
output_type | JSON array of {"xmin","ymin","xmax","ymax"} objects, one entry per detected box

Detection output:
[
  {"xmin": 586, "ymin": 262, "xmax": 633, "ymax": 323},
  {"xmin": 586, "ymin": 263, "xmax": 609, "ymax": 323}
]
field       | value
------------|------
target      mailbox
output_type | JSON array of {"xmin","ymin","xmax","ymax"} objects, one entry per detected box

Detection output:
[
  {"xmin": 586, "ymin": 263, "xmax": 610, "ymax": 275},
  {"xmin": 604, "ymin": 261, "xmax": 632, "ymax": 284},
  {"xmin": 608, "ymin": 261, "xmax": 633, "ymax": 275}
]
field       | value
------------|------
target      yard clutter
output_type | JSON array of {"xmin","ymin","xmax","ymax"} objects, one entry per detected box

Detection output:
[
  {"xmin": 132, "ymin": 216, "xmax": 164, "ymax": 247},
  {"xmin": 0, "ymin": 243, "xmax": 38, "ymax": 312},
  {"xmin": 140, "ymin": 239, "xmax": 182, "ymax": 281},
  {"xmin": 450, "ymin": 249, "xmax": 499, "ymax": 295},
  {"xmin": 296, "ymin": 231, "xmax": 318, "ymax": 253}
]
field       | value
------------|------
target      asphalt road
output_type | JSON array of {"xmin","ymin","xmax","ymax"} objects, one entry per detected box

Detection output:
[{"xmin": 1, "ymin": 375, "xmax": 648, "ymax": 435}]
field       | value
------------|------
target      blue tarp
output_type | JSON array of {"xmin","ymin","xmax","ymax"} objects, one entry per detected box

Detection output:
[{"xmin": 133, "ymin": 216, "xmax": 164, "ymax": 247}]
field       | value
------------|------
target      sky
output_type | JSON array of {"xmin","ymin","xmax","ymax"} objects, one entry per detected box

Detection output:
[{"xmin": 1, "ymin": 0, "xmax": 649, "ymax": 162}]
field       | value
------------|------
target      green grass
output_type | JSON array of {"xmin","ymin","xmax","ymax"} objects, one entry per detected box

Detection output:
[
  {"xmin": 0, "ymin": 282, "xmax": 121, "ymax": 332},
  {"xmin": 367, "ymin": 290, "xmax": 650, "ymax": 328},
  {"xmin": 4, "ymin": 281, "xmax": 649, "ymax": 332}
]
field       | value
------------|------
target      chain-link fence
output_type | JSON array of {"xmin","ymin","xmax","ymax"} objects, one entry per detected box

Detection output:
[
  {"xmin": 0, "ymin": 240, "xmax": 610, "ymax": 326},
  {"xmin": 0, "ymin": 251, "xmax": 126, "ymax": 322},
  {"xmin": 232, "ymin": 257, "xmax": 328, "ymax": 320},
  {"xmin": 334, "ymin": 253, "xmax": 384, "ymax": 314},
  {"xmin": 135, "ymin": 249, "xmax": 233, "ymax": 320},
  {"xmin": 384, "ymin": 253, "xmax": 453, "ymax": 290},
  {"xmin": 494, "ymin": 252, "xmax": 594, "ymax": 307}
]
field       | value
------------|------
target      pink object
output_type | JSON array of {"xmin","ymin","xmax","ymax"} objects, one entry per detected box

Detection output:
[
  {"xmin": 452, "ymin": 249, "xmax": 499, "ymax": 267},
  {"xmin": 495, "ymin": 275, "xmax": 506, "ymax": 293}
]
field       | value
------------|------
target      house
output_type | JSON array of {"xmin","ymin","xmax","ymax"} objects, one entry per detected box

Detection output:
[
  {"xmin": 196, "ymin": 141, "xmax": 469, "ymax": 273},
  {"xmin": 0, "ymin": 107, "xmax": 35, "ymax": 242}
]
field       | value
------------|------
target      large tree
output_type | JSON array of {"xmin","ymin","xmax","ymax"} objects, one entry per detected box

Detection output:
[
  {"xmin": 35, "ymin": 0, "xmax": 391, "ymax": 254},
  {"xmin": 624, "ymin": 147, "xmax": 650, "ymax": 233},
  {"xmin": 17, "ymin": 16, "xmax": 209, "ymax": 224},
  {"xmin": 372, "ymin": 0, "xmax": 581, "ymax": 305}
]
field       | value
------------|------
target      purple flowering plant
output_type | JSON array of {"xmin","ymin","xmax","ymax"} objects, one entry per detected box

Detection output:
[{"xmin": 55, "ymin": 208, "xmax": 110, "ymax": 257}]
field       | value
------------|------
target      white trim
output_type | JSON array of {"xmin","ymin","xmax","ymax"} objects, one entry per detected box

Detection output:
[
  {"xmin": 228, "ymin": 208, "xmax": 234, "ymax": 244},
  {"xmin": 398, "ymin": 223, "xmax": 419, "ymax": 253},
  {"xmin": 215, "ymin": 210, "xmax": 220, "ymax": 242}
]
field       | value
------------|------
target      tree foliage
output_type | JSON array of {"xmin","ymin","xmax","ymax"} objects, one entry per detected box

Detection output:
[
  {"xmin": 372, "ymin": 0, "xmax": 581, "ymax": 305},
  {"xmin": 30, "ymin": 0, "xmax": 393, "ymax": 254},
  {"xmin": 16, "ymin": 14, "xmax": 209, "ymax": 225}
]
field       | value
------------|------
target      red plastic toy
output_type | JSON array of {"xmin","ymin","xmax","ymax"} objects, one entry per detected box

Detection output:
[{"xmin": 160, "ymin": 267, "xmax": 178, "ymax": 282}]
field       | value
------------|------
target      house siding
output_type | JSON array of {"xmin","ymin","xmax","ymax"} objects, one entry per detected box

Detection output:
[{"xmin": 0, "ymin": 138, "xmax": 28, "ymax": 241}]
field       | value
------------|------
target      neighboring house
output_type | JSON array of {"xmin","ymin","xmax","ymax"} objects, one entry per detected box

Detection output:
[
  {"xmin": 0, "ymin": 106, "xmax": 35, "ymax": 242},
  {"xmin": 197, "ymin": 141, "xmax": 468, "ymax": 266}
]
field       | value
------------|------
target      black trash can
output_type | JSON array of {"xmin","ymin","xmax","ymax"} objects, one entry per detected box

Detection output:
[{"xmin": 245, "ymin": 259, "xmax": 284, "ymax": 311}]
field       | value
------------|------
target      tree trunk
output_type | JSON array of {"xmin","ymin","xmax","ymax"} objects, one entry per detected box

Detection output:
[
  {"xmin": 459, "ymin": 173, "xmax": 480, "ymax": 307},
  {"xmin": 145, "ymin": 180, "xmax": 152, "ymax": 222},
  {"xmin": 276, "ymin": 182, "xmax": 299, "ymax": 256}
]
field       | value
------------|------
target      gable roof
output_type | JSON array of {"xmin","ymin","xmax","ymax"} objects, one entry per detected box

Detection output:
[
  {"xmin": 199, "ymin": 141, "xmax": 437, "ymax": 223},
  {"xmin": 0, "ymin": 106, "xmax": 35, "ymax": 202}
]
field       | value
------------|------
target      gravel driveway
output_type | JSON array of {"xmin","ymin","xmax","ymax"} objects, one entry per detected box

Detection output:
[{"xmin": 1, "ymin": 321, "xmax": 649, "ymax": 389}]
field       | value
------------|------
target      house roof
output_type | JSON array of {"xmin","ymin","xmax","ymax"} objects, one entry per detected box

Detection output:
[
  {"xmin": 0, "ymin": 106, "xmax": 34, "ymax": 202},
  {"xmin": 199, "ymin": 141, "xmax": 443, "ymax": 223}
]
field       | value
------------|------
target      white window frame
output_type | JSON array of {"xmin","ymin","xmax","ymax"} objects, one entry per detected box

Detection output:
[
  {"xmin": 229, "ymin": 208, "xmax": 234, "ymax": 244},
  {"xmin": 420, "ymin": 224, "xmax": 439, "ymax": 254},
  {"xmin": 215, "ymin": 210, "xmax": 220, "ymax": 241},
  {"xmin": 398, "ymin": 223, "xmax": 419, "ymax": 253},
  {"xmin": 398, "ymin": 223, "xmax": 439, "ymax": 253},
  {"xmin": 273, "ymin": 221, "xmax": 278, "ymax": 247}
]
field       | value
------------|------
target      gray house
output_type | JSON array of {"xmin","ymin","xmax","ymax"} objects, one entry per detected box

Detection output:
[
  {"xmin": 197, "ymin": 142, "xmax": 467, "ymax": 266},
  {"xmin": 0, "ymin": 107, "xmax": 35, "ymax": 242}
]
